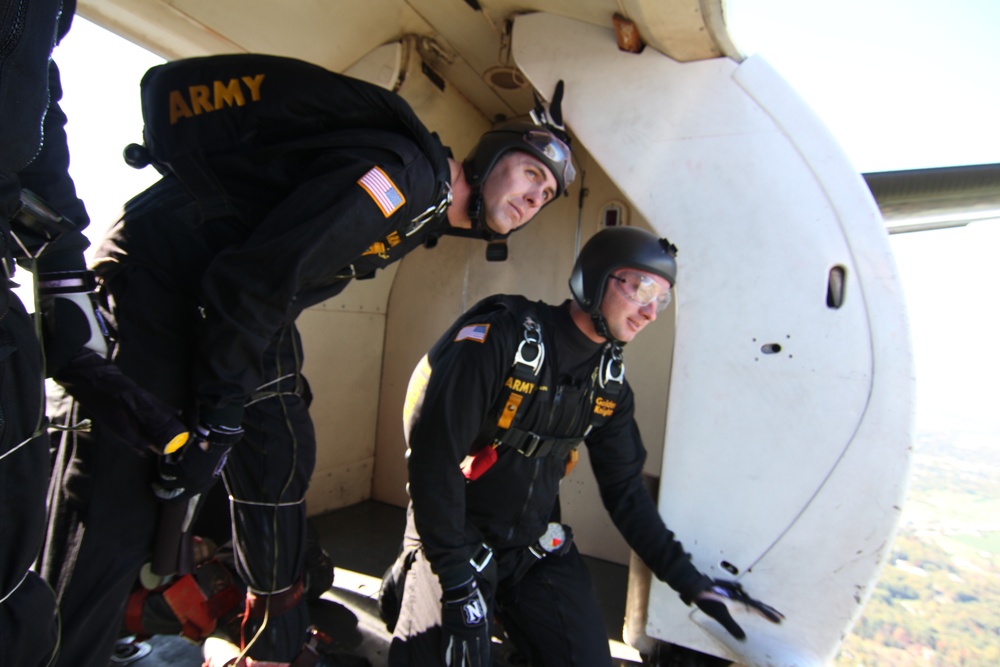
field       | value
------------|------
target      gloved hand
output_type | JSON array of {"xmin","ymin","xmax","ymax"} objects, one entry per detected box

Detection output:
[
  {"xmin": 152, "ymin": 423, "xmax": 243, "ymax": 501},
  {"xmin": 38, "ymin": 270, "xmax": 109, "ymax": 375},
  {"xmin": 687, "ymin": 580, "xmax": 784, "ymax": 640},
  {"xmin": 440, "ymin": 578, "xmax": 490, "ymax": 667}
]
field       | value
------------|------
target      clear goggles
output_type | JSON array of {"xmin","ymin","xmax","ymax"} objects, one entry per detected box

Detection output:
[
  {"xmin": 523, "ymin": 130, "xmax": 576, "ymax": 188},
  {"xmin": 610, "ymin": 271, "xmax": 672, "ymax": 312}
]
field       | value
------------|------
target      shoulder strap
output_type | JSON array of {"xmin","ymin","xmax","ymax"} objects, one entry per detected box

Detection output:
[
  {"xmin": 589, "ymin": 342, "xmax": 625, "ymax": 428},
  {"xmin": 494, "ymin": 339, "xmax": 627, "ymax": 459},
  {"xmin": 495, "ymin": 310, "xmax": 544, "ymax": 430}
]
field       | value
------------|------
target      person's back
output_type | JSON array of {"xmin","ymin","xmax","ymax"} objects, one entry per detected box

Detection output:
[
  {"xmin": 44, "ymin": 52, "xmax": 577, "ymax": 667},
  {"xmin": 47, "ymin": 67, "xmax": 458, "ymax": 667}
]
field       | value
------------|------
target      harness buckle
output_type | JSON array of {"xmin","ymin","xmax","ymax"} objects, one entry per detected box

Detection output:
[
  {"xmin": 405, "ymin": 183, "xmax": 452, "ymax": 237},
  {"xmin": 518, "ymin": 433, "xmax": 542, "ymax": 458},
  {"xmin": 599, "ymin": 344, "xmax": 625, "ymax": 388},
  {"xmin": 513, "ymin": 317, "xmax": 545, "ymax": 375},
  {"xmin": 469, "ymin": 544, "xmax": 493, "ymax": 573}
]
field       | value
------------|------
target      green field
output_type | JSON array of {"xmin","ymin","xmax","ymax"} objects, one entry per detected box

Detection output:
[
  {"xmin": 948, "ymin": 532, "xmax": 1000, "ymax": 554},
  {"xmin": 833, "ymin": 432, "xmax": 1000, "ymax": 667}
]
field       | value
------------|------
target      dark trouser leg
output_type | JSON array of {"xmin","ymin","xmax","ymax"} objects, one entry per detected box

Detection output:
[
  {"xmin": 41, "ymin": 415, "xmax": 159, "ymax": 667},
  {"xmin": 0, "ymin": 294, "xmax": 57, "ymax": 667},
  {"xmin": 224, "ymin": 324, "xmax": 316, "ymax": 662},
  {"xmin": 388, "ymin": 509, "xmax": 498, "ymax": 667},
  {"xmin": 39, "ymin": 264, "xmax": 190, "ymax": 667},
  {"xmin": 0, "ymin": 570, "xmax": 58, "ymax": 667},
  {"xmin": 1, "ymin": 4, "xmax": 65, "ymax": 653},
  {"xmin": 496, "ymin": 545, "xmax": 613, "ymax": 667},
  {"xmin": 388, "ymin": 549, "xmax": 486, "ymax": 667}
]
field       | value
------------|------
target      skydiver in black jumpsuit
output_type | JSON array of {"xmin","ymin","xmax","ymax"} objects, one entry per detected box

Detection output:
[
  {"xmin": 41, "ymin": 51, "xmax": 577, "ymax": 667},
  {"xmin": 387, "ymin": 227, "xmax": 784, "ymax": 666},
  {"xmin": 1, "ymin": 2, "xmax": 107, "ymax": 665}
]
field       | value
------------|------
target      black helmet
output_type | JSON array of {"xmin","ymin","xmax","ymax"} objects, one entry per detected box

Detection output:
[
  {"xmin": 464, "ymin": 121, "xmax": 576, "ymax": 196},
  {"xmin": 569, "ymin": 227, "xmax": 678, "ymax": 315},
  {"xmin": 461, "ymin": 121, "xmax": 576, "ymax": 235}
]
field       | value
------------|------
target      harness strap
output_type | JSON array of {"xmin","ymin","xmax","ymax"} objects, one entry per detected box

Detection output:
[
  {"xmin": 162, "ymin": 573, "xmax": 218, "ymax": 640},
  {"xmin": 245, "ymin": 579, "xmax": 304, "ymax": 619},
  {"xmin": 124, "ymin": 587, "xmax": 151, "ymax": 636},
  {"xmin": 499, "ymin": 427, "xmax": 581, "ymax": 460},
  {"xmin": 124, "ymin": 561, "xmax": 244, "ymax": 641},
  {"xmin": 589, "ymin": 343, "xmax": 625, "ymax": 429},
  {"xmin": 495, "ymin": 314, "xmax": 543, "ymax": 431},
  {"xmin": 491, "ymin": 316, "xmax": 627, "ymax": 459},
  {"xmin": 482, "ymin": 310, "xmax": 627, "ymax": 465},
  {"xmin": 224, "ymin": 627, "xmax": 328, "ymax": 667},
  {"xmin": 205, "ymin": 582, "xmax": 245, "ymax": 625}
]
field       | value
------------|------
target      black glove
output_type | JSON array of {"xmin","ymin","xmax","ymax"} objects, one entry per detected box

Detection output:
[
  {"xmin": 152, "ymin": 423, "xmax": 243, "ymax": 501},
  {"xmin": 688, "ymin": 580, "xmax": 784, "ymax": 641},
  {"xmin": 440, "ymin": 578, "xmax": 490, "ymax": 667},
  {"xmin": 38, "ymin": 270, "xmax": 109, "ymax": 375}
]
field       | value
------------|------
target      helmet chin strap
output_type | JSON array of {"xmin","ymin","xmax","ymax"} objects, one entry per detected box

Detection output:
[
  {"xmin": 443, "ymin": 184, "xmax": 513, "ymax": 242},
  {"xmin": 590, "ymin": 311, "xmax": 626, "ymax": 346},
  {"xmin": 466, "ymin": 185, "xmax": 489, "ymax": 235}
]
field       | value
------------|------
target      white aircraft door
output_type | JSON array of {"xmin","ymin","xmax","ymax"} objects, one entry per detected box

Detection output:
[{"xmin": 513, "ymin": 13, "xmax": 914, "ymax": 666}]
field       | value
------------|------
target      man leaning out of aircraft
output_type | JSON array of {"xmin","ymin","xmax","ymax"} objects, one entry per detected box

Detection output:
[
  {"xmin": 384, "ymin": 226, "xmax": 784, "ymax": 666},
  {"xmin": 44, "ymin": 52, "xmax": 577, "ymax": 667}
]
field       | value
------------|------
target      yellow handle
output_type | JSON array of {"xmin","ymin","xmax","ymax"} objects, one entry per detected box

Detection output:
[{"xmin": 163, "ymin": 431, "xmax": 190, "ymax": 455}]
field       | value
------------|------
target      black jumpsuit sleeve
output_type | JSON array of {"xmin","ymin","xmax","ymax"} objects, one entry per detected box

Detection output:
[
  {"xmin": 20, "ymin": 61, "xmax": 91, "ymax": 273},
  {"xmin": 193, "ymin": 137, "xmax": 438, "ymax": 425},
  {"xmin": 585, "ymin": 384, "xmax": 711, "ymax": 598},
  {"xmin": 405, "ymin": 306, "xmax": 517, "ymax": 590}
]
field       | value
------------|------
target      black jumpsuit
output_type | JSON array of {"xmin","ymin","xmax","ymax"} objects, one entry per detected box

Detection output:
[
  {"xmin": 390, "ymin": 296, "xmax": 710, "ymax": 666},
  {"xmin": 1, "ymin": 2, "xmax": 91, "ymax": 665},
  {"xmin": 41, "ymin": 119, "xmax": 453, "ymax": 665}
]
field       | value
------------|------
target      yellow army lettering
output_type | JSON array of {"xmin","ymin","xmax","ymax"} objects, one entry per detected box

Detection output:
[
  {"xmin": 169, "ymin": 74, "xmax": 266, "ymax": 125},
  {"xmin": 593, "ymin": 397, "xmax": 616, "ymax": 417},
  {"xmin": 504, "ymin": 377, "xmax": 536, "ymax": 394}
]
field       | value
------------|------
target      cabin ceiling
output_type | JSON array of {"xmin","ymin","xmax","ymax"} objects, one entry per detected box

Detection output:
[{"xmin": 77, "ymin": 0, "xmax": 741, "ymax": 122}]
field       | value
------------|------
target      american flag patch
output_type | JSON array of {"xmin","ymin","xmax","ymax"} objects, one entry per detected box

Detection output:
[
  {"xmin": 455, "ymin": 323, "xmax": 490, "ymax": 343},
  {"xmin": 358, "ymin": 166, "xmax": 406, "ymax": 217}
]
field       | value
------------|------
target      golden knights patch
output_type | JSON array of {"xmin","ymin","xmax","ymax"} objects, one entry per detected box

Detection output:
[{"xmin": 593, "ymin": 396, "xmax": 617, "ymax": 418}]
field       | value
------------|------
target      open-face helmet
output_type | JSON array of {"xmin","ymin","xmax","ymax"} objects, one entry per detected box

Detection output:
[
  {"xmin": 569, "ymin": 226, "xmax": 678, "ymax": 331},
  {"xmin": 462, "ymin": 121, "xmax": 576, "ymax": 235}
]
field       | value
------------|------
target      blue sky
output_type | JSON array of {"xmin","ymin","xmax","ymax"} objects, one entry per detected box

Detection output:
[
  {"xmin": 53, "ymin": 3, "xmax": 1000, "ymax": 224},
  {"xmin": 49, "ymin": 4, "xmax": 1000, "ymax": 441},
  {"xmin": 729, "ymin": 0, "xmax": 1000, "ymax": 172}
]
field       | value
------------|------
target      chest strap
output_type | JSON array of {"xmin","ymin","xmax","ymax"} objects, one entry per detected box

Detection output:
[
  {"xmin": 496, "ymin": 314, "xmax": 544, "ymax": 430},
  {"xmin": 499, "ymin": 428, "xmax": 582, "ymax": 459},
  {"xmin": 499, "ymin": 342, "xmax": 624, "ymax": 459},
  {"xmin": 491, "ymin": 312, "xmax": 628, "ymax": 458}
]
